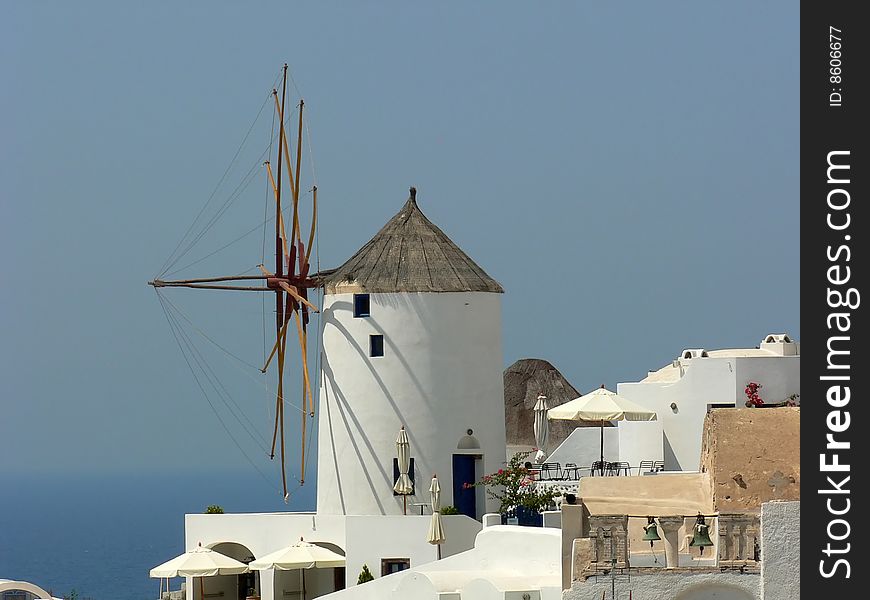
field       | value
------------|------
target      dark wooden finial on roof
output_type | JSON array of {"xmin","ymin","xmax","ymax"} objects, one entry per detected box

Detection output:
[{"xmin": 409, "ymin": 186, "xmax": 417, "ymax": 200}]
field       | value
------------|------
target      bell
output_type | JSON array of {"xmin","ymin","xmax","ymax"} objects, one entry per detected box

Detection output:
[
  {"xmin": 642, "ymin": 516, "xmax": 661, "ymax": 547},
  {"xmin": 689, "ymin": 514, "xmax": 714, "ymax": 554}
]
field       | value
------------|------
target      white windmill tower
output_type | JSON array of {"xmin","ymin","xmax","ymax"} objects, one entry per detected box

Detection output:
[{"xmin": 316, "ymin": 187, "xmax": 506, "ymax": 518}]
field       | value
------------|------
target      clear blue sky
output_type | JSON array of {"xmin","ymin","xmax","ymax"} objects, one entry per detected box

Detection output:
[{"xmin": 1, "ymin": 1, "xmax": 798, "ymax": 500}]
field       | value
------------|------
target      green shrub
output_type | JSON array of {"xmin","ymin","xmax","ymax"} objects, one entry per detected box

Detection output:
[
  {"xmin": 205, "ymin": 504, "xmax": 225, "ymax": 514},
  {"xmin": 357, "ymin": 564, "xmax": 374, "ymax": 584},
  {"xmin": 440, "ymin": 505, "xmax": 460, "ymax": 515}
]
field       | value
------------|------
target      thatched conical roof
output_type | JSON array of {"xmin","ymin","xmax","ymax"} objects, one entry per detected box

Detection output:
[
  {"xmin": 321, "ymin": 188, "xmax": 504, "ymax": 295},
  {"xmin": 504, "ymin": 358, "xmax": 604, "ymax": 452}
]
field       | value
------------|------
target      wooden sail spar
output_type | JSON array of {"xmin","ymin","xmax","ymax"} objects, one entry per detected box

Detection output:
[{"xmin": 149, "ymin": 64, "xmax": 318, "ymax": 499}]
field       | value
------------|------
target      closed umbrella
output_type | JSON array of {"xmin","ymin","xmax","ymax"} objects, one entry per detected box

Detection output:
[
  {"xmin": 249, "ymin": 538, "xmax": 345, "ymax": 600},
  {"xmin": 427, "ymin": 474, "xmax": 446, "ymax": 559},
  {"xmin": 393, "ymin": 426, "xmax": 413, "ymax": 514},
  {"xmin": 548, "ymin": 385, "xmax": 657, "ymax": 475},
  {"xmin": 533, "ymin": 394, "xmax": 549, "ymax": 463},
  {"xmin": 150, "ymin": 543, "xmax": 249, "ymax": 600}
]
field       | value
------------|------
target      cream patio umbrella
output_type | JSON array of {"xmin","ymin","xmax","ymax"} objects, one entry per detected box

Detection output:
[
  {"xmin": 533, "ymin": 394, "xmax": 550, "ymax": 463},
  {"xmin": 150, "ymin": 543, "xmax": 249, "ymax": 600},
  {"xmin": 427, "ymin": 474, "xmax": 446, "ymax": 559},
  {"xmin": 249, "ymin": 538, "xmax": 345, "ymax": 600},
  {"xmin": 393, "ymin": 425, "xmax": 414, "ymax": 514},
  {"xmin": 548, "ymin": 385, "xmax": 657, "ymax": 475}
]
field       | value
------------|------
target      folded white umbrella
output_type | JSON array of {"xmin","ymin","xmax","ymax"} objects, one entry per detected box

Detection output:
[
  {"xmin": 249, "ymin": 539, "xmax": 345, "ymax": 570},
  {"xmin": 393, "ymin": 426, "xmax": 414, "ymax": 513},
  {"xmin": 427, "ymin": 475, "xmax": 446, "ymax": 559},
  {"xmin": 548, "ymin": 385, "xmax": 657, "ymax": 474},
  {"xmin": 150, "ymin": 544, "xmax": 249, "ymax": 578},
  {"xmin": 533, "ymin": 394, "xmax": 549, "ymax": 463}
]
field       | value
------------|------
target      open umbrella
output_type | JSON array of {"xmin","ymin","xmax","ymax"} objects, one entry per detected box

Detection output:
[
  {"xmin": 533, "ymin": 394, "xmax": 549, "ymax": 463},
  {"xmin": 393, "ymin": 426, "xmax": 413, "ymax": 514},
  {"xmin": 249, "ymin": 538, "xmax": 345, "ymax": 600},
  {"xmin": 427, "ymin": 474, "xmax": 446, "ymax": 559},
  {"xmin": 547, "ymin": 385, "xmax": 657, "ymax": 475},
  {"xmin": 150, "ymin": 543, "xmax": 249, "ymax": 600}
]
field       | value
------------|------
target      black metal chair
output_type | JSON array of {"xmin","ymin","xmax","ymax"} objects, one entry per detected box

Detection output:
[
  {"xmin": 563, "ymin": 463, "xmax": 581, "ymax": 480},
  {"xmin": 653, "ymin": 460, "xmax": 665, "ymax": 472},
  {"xmin": 611, "ymin": 461, "xmax": 631, "ymax": 476},
  {"xmin": 540, "ymin": 462, "xmax": 561, "ymax": 480},
  {"xmin": 590, "ymin": 460, "xmax": 606, "ymax": 476}
]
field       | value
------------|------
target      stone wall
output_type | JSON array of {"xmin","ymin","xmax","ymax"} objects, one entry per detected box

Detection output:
[{"xmin": 699, "ymin": 408, "xmax": 799, "ymax": 513}]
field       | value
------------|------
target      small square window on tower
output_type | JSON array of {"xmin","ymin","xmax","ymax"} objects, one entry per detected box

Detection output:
[
  {"xmin": 353, "ymin": 293, "xmax": 370, "ymax": 317},
  {"xmin": 370, "ymin": 334, "xmax": 384, "ymax": 357}
]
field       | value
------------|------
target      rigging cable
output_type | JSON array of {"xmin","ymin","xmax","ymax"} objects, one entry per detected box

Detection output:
[
  {"xmin": 157, "ymin": 290, "xmax": 307, "ymax": 415},
  {"xmin": 162, "ymin": 154, "xmax": 267, "ymax": 276},
  {"xmin": 156, "ymin": 291, "xmax": 281, "ymax": 493},
  {"xmin": 161, "ymin": 106, "xmax": 301, "ymax": 278},
  {"xmin": 157, "ymin": 79, "xmax": 277, "ymax": 279},
  {"xmin": 159, "ymin": 292, "xmax": 270, "ymax": 450}
]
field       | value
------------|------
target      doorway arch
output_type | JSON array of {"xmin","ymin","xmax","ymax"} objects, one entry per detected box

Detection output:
[{"xmin": 209, "ymin": 542, "xmax": 260, "ymax": 600}]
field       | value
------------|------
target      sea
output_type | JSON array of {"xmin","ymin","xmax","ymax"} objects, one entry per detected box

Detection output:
[{"xmin": 0, "ymin": 470, "xmax": 316, "ymax": 600}]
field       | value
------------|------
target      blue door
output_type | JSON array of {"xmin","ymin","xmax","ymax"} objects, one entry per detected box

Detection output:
[{"xmin": 452, "ymin": 454, "xmax": 477, "ymax": 518}]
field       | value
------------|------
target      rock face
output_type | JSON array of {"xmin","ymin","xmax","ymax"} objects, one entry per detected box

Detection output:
[
  {"xmin": 699, "ymin": 407, "xmax": 800, "ymax": 513},
  {"xmin": 504, "ymin": 358, "xmax": 601, "ymax": 453}
]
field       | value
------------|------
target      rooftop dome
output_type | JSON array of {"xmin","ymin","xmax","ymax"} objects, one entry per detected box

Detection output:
[{"xmin": 321, "ymin": 187, "xmax": 504, "ymax": 295}]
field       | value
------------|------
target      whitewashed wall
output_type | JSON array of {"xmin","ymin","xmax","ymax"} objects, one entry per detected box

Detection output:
[
  {"xmin": 617, "ymin": 355, "xmax": 799, "ymax": 470},
  {"xmin": 186, "ymin": 512, "xmax": 347, "ymax": 600},
  {"xmin": 317, "ymin": 292, "xmax": 506, "ymax": 517},
  {"xmin": 564, "ymin": 572, "xmax": 759, "ymax": 600},
  {"xmin": 760, "ymin": 501, "xmax": 800, "ymax": 600},
  {"xmin": 617, "ymin": 420, "xmax": 664, "ymax": 469},
  {"xmin": 184, "ymin": 512, "xmax": 481, "ymax": 600},
  {"xmin": 546, "ymin": 427, "xmax": 619, "ymax": 470},
  {"xmin": 320, "ymin": 526, "xmax": 562, "ymax": 600}
]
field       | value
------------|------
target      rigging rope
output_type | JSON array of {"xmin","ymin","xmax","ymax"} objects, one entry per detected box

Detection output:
[
  {"xmin": 157, "ymin": 290, "xmax": 308, "ymax": 415},
  {"xmin": 160, "ymin": 105, "xmax": 301, "ymax": 278},
  {"xmin": 156, "ymin": 291, "xmax": 281, "ymax": 493},
  {"xmin": 162, "ymin": 155, "xmax": 265, "ymax": 276},
  {"xmin": 160, "ymin": 290, "xmax": 308, "ymax": 499},
  {"xmin": 157, "ymin": 84, "xmax": 275, "ymax": 278},
  {"xmin": 159, "ymin": 292, "xmax": 269, "ymax": 449},
  {"xmin": 152, "ymin": 65, "xmax": 316, "ymax": 502}
]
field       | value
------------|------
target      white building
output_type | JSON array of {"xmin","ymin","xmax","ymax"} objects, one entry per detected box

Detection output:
[
  {"xmin": 158, "ymin": 191, "xmax": 801, "ymax": 600},
  {"xmin": 316, "ymin": 186, "xmax": 506, "ymax": 518},
  {"xmin": 616, "ymin": 334, "xmax": 800, "ymax": 471},
  {"xmin": 172, "ymin": 188, "xmax": 508, "ymax": 599}
]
